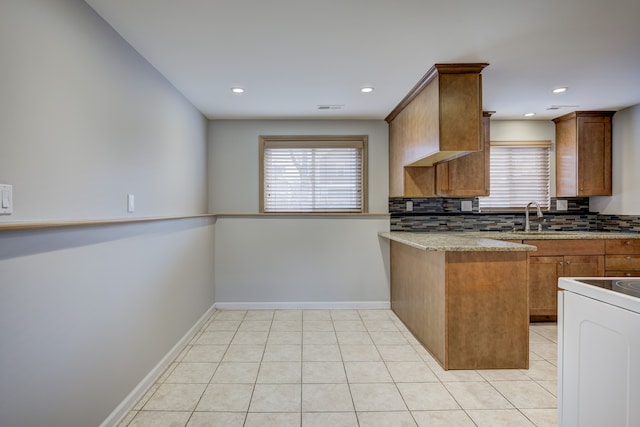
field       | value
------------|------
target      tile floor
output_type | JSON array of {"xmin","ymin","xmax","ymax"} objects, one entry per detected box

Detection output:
[{"xmin": 118, "ymin": 310, "xmax": 558, "ymax": 427}]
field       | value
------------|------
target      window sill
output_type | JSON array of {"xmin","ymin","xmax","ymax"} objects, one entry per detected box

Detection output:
[{"xmin": 216, "ymin": 212, "xmax": 389, "ymax": 218}]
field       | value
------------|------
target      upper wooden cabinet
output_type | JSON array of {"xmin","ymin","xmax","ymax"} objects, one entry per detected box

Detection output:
[
  {"xmin": 435, "ymin": 111, "xmax": 492, "ymax": 197},
  {"xmin": 394, "ymin": 111, "xmax": 492, "ymax": 197},
  {"xmin": 387, "ymin": 63, "xmax": 487, "ymax": 197},
  {"xmin": 554, "ymin": 111, "xmax": 615, "ymax": 197}
]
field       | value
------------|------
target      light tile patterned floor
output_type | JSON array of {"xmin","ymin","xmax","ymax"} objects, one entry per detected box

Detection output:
[{"xmin": 118, "ymin": 310, "xmax": 558, "ymax": 427}]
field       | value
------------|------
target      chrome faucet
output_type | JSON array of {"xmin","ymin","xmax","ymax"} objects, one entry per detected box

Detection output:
[{"xmin": 525, "ymin": 201, "xmax": 543, "ymax": 232}]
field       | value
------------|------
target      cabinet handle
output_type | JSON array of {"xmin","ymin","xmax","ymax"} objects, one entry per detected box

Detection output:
[
  {"xmin": 627, "ymin": 256, "xmax": 632, "ymax": 261},
  {"xmin": 626, "ymin": 241, "xmax": 632, "ymax": 245},
  {"xmin": 559, "ymin": 261, "xmax": 564, "ymax": 266},
  {"xmin": 626, "ymin": 273, "xmax": 632, "ymax": 277},
  {"xmin": 565, "ymin": 260, "xmax": 572, "ymax": 265}
]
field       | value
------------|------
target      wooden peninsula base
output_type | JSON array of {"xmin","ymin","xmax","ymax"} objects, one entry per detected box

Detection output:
[{"xmin": 391, "ymin": 240, "xmax": 529, "ymax": 370}]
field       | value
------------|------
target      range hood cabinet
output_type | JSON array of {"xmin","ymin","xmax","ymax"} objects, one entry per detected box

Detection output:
[{"xmin": 386, "ymin": 63, "xmax": 487, "ymax": 168}]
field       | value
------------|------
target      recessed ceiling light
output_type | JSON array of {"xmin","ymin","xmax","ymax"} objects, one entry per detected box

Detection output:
[
  {"xmin": 524, "ymin": 112, "xmax": 536, "ymax": 117},
  {"xmin": 231, "ymin": 87, "xmax": 245, "ymax": 94},
  {"xmin": 361, "ymin": 87, "xmax": 374, "ymax": 93},
  {"xmin": 553, "ymin": 87, "xmax": 568, "ymax": 93}
]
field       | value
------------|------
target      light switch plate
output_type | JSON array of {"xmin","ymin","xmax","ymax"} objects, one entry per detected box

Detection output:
[
  {"xmin": 406, "ymin": 201, "xmax": 413, "ymax": 212},
  {"xmin": 556, "ymin": 199, "xmax": 568, "ymax": 211},
  {"xmin": 127, "ymin": 194, "xmax": 135, "ymax": 213},
  {"xmin": 0, "ymin": 184, "xmax": 13, "ymax": 215},
  {"xmin": 461, "ymin": 200, "xmax": 473, "ymax": 212}
]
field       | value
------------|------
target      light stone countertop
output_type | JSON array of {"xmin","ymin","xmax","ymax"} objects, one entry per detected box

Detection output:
[
  {"xmin": 461, "ymin": 231, "xmax": 640, "ymax": 241},
  {"xmin": 379, "ymin": 232, "xmax": 536, "ymax": 252},
  {"xmin": 379, "ymin": 231, "xmax": 640, "ymax": 252}
]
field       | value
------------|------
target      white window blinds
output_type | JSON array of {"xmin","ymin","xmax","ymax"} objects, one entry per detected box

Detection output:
[
  {"xmin": 260, "ymin": 136, "xmax": 367, "ymax": 213},
  {"xmin": 479, "ymin": 141, "xmax": 551, "ymax": 210}
]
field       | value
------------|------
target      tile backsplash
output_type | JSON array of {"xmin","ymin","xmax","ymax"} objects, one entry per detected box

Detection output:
[{"xmin": 389, "ymin": 197, "xmax": 640, "ymax": 233}]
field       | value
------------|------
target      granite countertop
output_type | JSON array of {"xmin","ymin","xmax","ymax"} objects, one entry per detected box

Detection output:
[
  {"xmin": 379, "ymin": 231, "xmax": 640, "ymax": 252},
  {"xmin": 378, "ymin": 232, "xmax": 537, "ymax": 252},
  {"xmin": 461, "ymin": 231, "xmax": 640, "ymax": 240}
]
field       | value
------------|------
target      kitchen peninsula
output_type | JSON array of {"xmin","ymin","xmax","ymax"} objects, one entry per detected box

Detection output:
[{"xmin": 380, "ymin": 232, "xmax": 536, "ymax": 370}]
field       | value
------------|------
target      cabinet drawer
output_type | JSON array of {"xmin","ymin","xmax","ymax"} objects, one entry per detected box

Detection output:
[
  {"xmin": 605, "ymin": 239, "xmax": 640, "ymax": 255},
  {"xmin": 605, "ymin": 255, "xmax": 640, "ymax": 270},
  {"xmin": 605, "ymin": 271, "xmax": 640, "ymax": 277},
  {"xmin": 525, "ymin": 239, "xmax": 604, "ymax": 256}
]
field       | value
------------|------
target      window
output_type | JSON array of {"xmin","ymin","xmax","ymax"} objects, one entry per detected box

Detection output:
[
  {"xmin": 260, "ymin": 135, "xmax": 367, "ymax": 213},
  {"xmin": 479, "ymin": 140, "xmax": 551, "ymax": 210}
]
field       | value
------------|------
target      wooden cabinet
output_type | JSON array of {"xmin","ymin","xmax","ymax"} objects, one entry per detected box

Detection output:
[
  {"xmin": 529, "ymin": 256, "xmax": 564, "ymax": 321},
  {"xmin": 525, "ymin": 239, "xmax": 605, "ymax": 321},
  {"xmin": 435, "ymin": 111, "xmax": 492, "ymax": 196},
  {"xmin": 605, "ymin": 239, "xmax": 640, "ymax": 277},
  {"xmin": 554, "ymin": 111, "xmax": 615, "ymax": 197},
  {"xmin": 390, "ymin": 241, "xmax": 529, "ymax": 369},
  {"xmin": 387, "ymin": 63, "xmax": 487, "ymax": 197},
  {"xmin": 397, "ymin": 111, "xmax": 492, "ymax": 197}
]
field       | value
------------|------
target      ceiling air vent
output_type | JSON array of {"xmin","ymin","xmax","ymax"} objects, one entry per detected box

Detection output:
[
  {"xmin": 317, "ymin": 104, "xmax": 344, "ymax": 110},
  {"xmin": 547, "ymin": 105, "xmax": 580, "ymax": 111}
]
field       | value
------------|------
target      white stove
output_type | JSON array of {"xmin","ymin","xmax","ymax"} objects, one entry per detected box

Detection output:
[
  {"xmin": 559, "ymin": 277, "xmax": 640, "ymax": 313},
  {"xmin": 558, "ymin": 277, "xmax": 640, "ymax": 427}
]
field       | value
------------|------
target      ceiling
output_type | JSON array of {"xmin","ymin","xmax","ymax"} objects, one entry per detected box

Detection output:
[{"xmin": 84, "ymin": 0, "xmax": 640, "ymax": 121}]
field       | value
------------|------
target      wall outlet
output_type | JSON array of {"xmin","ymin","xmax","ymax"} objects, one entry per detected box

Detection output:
[
  {"xmin": 127, "ymin": 194, "xmax": 135, "ymax": 213},
  {"xmin": 0, "ymin": 184, "xmax": 13, "ymax": 215},
  {"xmin": 556, "ymin": 199, "xmax": 568, "ymax": 211},
  {"xmin": 461, "ymin": 200, "xmax": 473, "ymax": 212},
  {"xmin": 406, "ymin": 201, "xmax": 413, "ymax": 212}
]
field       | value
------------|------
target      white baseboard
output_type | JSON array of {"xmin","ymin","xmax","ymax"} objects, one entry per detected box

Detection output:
[
  {"xmin": 213, "ymin": 301, "xmax": 390, "ymax": 310},
  {"xmin": 100, "ymin": 303, "xmax": 217, "ymax": 427}
]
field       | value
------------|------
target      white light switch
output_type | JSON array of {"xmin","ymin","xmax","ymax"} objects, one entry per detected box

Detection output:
[
  {"xmin": 556, "ymin": 199, "xmax": 568, "ymax": 211},
  {"xmin": 127, "ymin": 194, "xmax": 135, "ymax": 213},
  {"xmin": 406, "ymin": 201, "xmax": 413, "ymax": 211},
  {"xmin": 461, "ymin": 200, "xmax": 473, "ymax": 212},
  {"xmin": 0, "ymin": 184, "xmax": 13, "ymax": 214}
]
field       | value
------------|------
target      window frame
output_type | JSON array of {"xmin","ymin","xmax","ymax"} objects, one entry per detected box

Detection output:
[
  {"xmin": 259, "ymin": 135, "xmax": 368, "ymax": 214},
  {"xmin": 479, "ymin": 140, "xmax": 552, "ymax": 212}
]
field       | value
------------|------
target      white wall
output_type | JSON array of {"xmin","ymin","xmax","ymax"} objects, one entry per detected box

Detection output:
[
  {"xmin": 0, "ymin": 1, "xmax": 214, "ymax": 426},
  {"xmin": 209, "ymin": 120, "xmax": 390, "ymax": 307},
  {"xmin": 490, "ymin": 119, "xmax": 557, "ymax": 196},
  {"xmin": 0, "ymin": 219, "xmax": 215, "ymax": 427},
  {"xmin": 591, "ymin": 104, "xmax": 640, "ymax": 215},
  {"xmin": 0, "ymin": 0, "xmax": 208, "ymax": 221},
  {"xmin": 208, "ymin": 120, "xmax": 389, "ymax": 213},
  {"xmin": 215, "ymin": 216, "xmax": 390, "ymax": 306}
]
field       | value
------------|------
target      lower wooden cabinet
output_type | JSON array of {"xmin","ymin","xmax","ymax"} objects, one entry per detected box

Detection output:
[
  {"xmin": 529, "ymin": 256, "xmax": 563, "ymax": 321},
  {"xmin": 390, "ymin": 241, "xmax": 529, "ymax": 370},
  {"xmin": 525, "ymin": 240, "xmax": 605, "ymax": 321},
  {"xmin": 605, "ymin": 239, "xmax": 640, "ymax": 277}
]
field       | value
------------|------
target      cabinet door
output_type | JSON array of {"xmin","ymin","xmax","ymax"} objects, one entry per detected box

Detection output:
[
  {"xmin": 563, "ymin": 255, "xmax": 605, "ymax": 277},
  {"xmin": 529, "ymin": 256, "xmax": 563, "ymax": 320},
  {"xmin": 555, "ymin": 116, "xmax": 578, "ymax": 197},
  {"xmin": 577, "ymin": 115, "xmax": 612, "ymax": 196}
]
